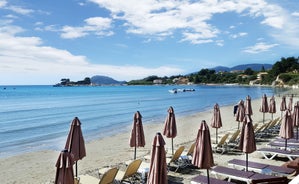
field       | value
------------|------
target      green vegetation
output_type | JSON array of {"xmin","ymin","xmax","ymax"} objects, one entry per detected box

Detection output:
[
  {"xmin": 127, "ymin": 56, "xmax": 299, "ymax": 86},
  {"xmin": 54, "ymin": 77, "xmax": 91, "ymax": 86}
]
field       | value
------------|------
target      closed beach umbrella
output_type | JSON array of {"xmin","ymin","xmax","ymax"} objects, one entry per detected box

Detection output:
[
  {"xmin": 55, "ymin": 149, "xmax": 74, "ymax": 184},
  {"xmin": 245, "ymin": 95, "xmax": 253, "ymax": 116},
  {"xmin": 235, "ymin": 100, "xmax": 245, "ymax": 129},
  {"xmin": 279, "ymin": 110, "xmax": 294, "ymax": 150},
  {"xmin": 269, "ymin": 95, "xmax": 276, "ymax": 120},
  {"xmin": 210, "ymin": 103, "xmax": 222, "ymax": 144},
  {"xmin": 259, "ymin": 94, "xmax": 269, "ymax": 124},
  {"xmin": 288, "ymin": 95, "xmax": 294, "ymax": 111},
  {"xmin": 192, "ymin": 120, "xmax": 214, "ymax": 184},
  {"xmin": 64, "ymin": 117, "xmax": 86, "ymax": 178},
  {"xmin": 280, "ymin": 95, "xmax": 287, "ymax": 118},
  {"xmin": 163, "ymin": 106, "xmax": 177, "ymax": 155},
  {"xmin": 147, "ymin": 132, "xmax": 167, "ymax": 184},
  {"xmin": 293, "ymin": 102, "xmax": 299, "ymax": 140},
  {"xmin": 129, "ymin": 111, "xmax": 145, "ymax": 160},
  {"xmin": 238, "ymin": 114, "xmax": 256, "ymax": 171}
]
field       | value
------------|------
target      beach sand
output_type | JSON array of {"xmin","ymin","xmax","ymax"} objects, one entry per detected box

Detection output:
[{"xmin": 1, "ymin": 90, "xmax": 298, "ymax": 184}]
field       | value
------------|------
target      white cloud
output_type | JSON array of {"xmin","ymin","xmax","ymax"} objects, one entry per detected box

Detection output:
[
  {"xmin": 230, "ymin": 32, "xmax": 248, "ymax": 39},
  {"xmin": 243, "ymin": 42, "xmax": 279, "ymax": 54},
  {"xmin": 0, "ymin": 0, "xmax": 7, "ymax": 8},
  {"xmin": 88, "ymin": 0, "xmax": 295, "ymax": 45},
  {"xmin": 0, "ymin": 25, "xmax": 183, "ymax": 85},
  {"xmin": 292, "ymin": 12, "xmax": 299, "ymax": 17},
  {"xmin": 61, "ymin": 17, "xmax": 114, "ymax": 39}
]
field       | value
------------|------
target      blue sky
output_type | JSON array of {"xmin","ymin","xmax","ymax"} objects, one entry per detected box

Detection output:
[{"xmin": 0, "ymin": 0, "xmax": 299, "ymax": 85}]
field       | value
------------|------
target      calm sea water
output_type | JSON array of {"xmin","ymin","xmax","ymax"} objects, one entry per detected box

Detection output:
[{"xmin": 0, "ymin": 85, "xmax": 285, "ymax": 158}]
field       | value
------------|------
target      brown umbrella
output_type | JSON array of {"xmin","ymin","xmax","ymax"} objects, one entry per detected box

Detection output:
[
  {"xmin": 55, "ymin": 149, "xmax": 75, "ymax": 184},
  {"xmin": 279, "ymin": 109, "xmax": 294, "ymax": 150},
  {"xmin": 293, "ymin": 101, "xmax": 299, "ymax": 140},
  {"xmin": 129, "ymin": 111, "xmax": 145, "ymax": 160},
  {"xmin": 259, "ymin": 94, "xmax": 269, "ymax": 124},
  {"xmin": 269, "ymin": 95, "xmax": 276, "ymax": 120},
  {"xmin": 147, "ymin": 132, "xmax": 167, "ymax": 184},
  {"xmin": 288, "ymin": 95, "xmax": 294, "ymax": 111},
  {"xmin": 64, "ymin": 117, "xmax": 86, "ymax": 178},
  {"xmin": 210, "ymin": 103, "xmax": 222, "ymax": 144},
  {"xmin": 235, "ymin": 100, "xmax": 245, "ymax": 129},
  {"xmin": 245, "ymin": 95, "xmax": 253, "ymax": 116},
  {"xmin": 280, "ymin": 95, "xmax": 287, "ymax": 118},
  {"xmin": 192, "ymin": 120, "xmax": 214, "ymax": 184},
  {"xmin": 163, "ymin": 106, "xmax": 177, "ymax": 155},
  {"xmin": 238, "ymin": 114, "xmax": 256, "ymax": 171}
]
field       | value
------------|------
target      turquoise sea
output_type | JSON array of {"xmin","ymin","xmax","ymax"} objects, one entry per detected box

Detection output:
[{"xmin": 0, "ymin": 85, "xmax": 286, "ymax": 158}]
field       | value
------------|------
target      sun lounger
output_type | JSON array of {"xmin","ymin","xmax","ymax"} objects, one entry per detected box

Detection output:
[
  {"xmin": 213, "ymin": 133, "xmax": 230, "ymax": 154},
  {"xmin": 267, "ymin": 141, "xmax": 299, "ymax": 150},
  {"xmin": 257, "ymin": 147, "xmax": 299, "ymax": 161},
  {"xmin": 167, "ymin": 146, "xmax": 190, "ymax": 172},
  {"xmin": 99, "ymin": 159, "xmax": 142, "ymax": 184},
  {"xmin": 79, "ymin": 167, "xmax": 118, "ymax": 184},
  {"xmin": 190, "ymin": 175, "xmax": 235, "ymax": 184},
  {"xmin": 211, "ymin": 166, "xmax": 285, "ymax": 184},
  {"xmin": 228, "ymin": 159, "xmax": 295, "ymax": 176},
  {"xmin": 180, "ymin": 142, "xmax": 195, "ymax": 163}
]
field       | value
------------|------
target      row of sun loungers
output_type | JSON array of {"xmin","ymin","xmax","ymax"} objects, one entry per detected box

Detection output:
[{"xmin": 78, "ymin": 117, "xmax": 299, "ymax": 184}]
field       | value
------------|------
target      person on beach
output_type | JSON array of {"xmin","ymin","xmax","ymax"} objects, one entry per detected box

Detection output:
[{"xmin": 233, "ymin": 104, "xmax": 238, "ymax": 116}]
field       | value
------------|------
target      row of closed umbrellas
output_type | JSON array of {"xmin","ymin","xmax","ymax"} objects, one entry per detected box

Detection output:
[{"xmin": 55, "ymin": 94, "xmax": 298, "ymax": 184}]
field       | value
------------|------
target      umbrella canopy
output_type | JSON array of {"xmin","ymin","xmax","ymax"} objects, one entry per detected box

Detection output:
[
  {"xmin": 55, "ymin": 149, "xmax": 75, "ymax": 184},
  {"xmin": 163, "ymin": 106, "xmax": 177, "ymax": 155},
  {"xmin": 280, "ymin": 95, "xmax": 287, "ymax": 118},
  {"xmin": 129, "ymin": 111, "xmax": 146, "ymax": 159},
  {"xmin": 245, "ymin": 95, "xmax": 253, "ymax": 116},
  {"xmin": 259, "ymin": 94, "xmax": 269, "ymax": 124},
  {"xmin": 192, "ymin": 120, "xmax": 214, "ymax": 184},
  {"xmin": 147, "ymin": 132, "xmax": 167, "ymax": 184},
  {"xmin": 238, "ymin": 114, "xmax": 256, "ymax": 171},
  {"xmin": 235, "ymin": 100, "xmax": 245, "ymax": 129},
  {"xmin": 288, "ymin": 95, "xmax": 294, "ymax": 111},
  {"xmin": 269, "ymin": 95, "xmax": 276, "ymax": 120},
  {"xmin": 210, "ymin": 103, "xmax": 222, "ymax": 144},
  {"xmin": 64, "ymin": 117, "xmax": 86, "ymax": 177},
  {"xmin": 279, "ymin": 109, "xmax": 294, "ymax": 150},
  {"xmin": 293, "ymin": 102, "xmax": 299, "ymax": 140}
]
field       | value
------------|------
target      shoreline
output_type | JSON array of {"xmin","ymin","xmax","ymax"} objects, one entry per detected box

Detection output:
[{"xmin": 1, "ymin": 89, "xmax": 298, "ymax": 183}]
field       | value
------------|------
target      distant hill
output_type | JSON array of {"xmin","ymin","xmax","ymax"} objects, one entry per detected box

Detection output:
[
  {"xmin": 211, "ymin": 63, "xmax": 272, "ymax": 72},
  {"xmin": 91, "ymin": 75, "xmax": 126, "ymax": 85}
]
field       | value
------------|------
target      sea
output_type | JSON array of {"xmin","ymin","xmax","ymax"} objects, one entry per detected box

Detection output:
[{"xmin": 0, "ymin": 85, "xmax": 287, "ymax": 158}]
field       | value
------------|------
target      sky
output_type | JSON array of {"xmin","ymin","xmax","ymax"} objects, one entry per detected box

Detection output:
[{"xmin": 0, "ymin": 0, "xmax": 299, "ymax": 85}]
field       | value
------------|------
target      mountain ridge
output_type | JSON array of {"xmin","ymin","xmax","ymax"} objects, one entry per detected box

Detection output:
[{"xmin": 210, "ymin": 63, "xmax": 272, "ymax": 72}]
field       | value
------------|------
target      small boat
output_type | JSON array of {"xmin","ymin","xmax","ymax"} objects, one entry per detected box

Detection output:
[
  {"xmin": 168, "ymin": 88, "xmax": 195, "ymax": 93},
  {"xmin": 168, "ymin": 88, "xmax": 178, "ymax": 94}
]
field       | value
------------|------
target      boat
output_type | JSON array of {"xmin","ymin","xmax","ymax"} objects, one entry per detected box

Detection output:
[{"xmin": 168, "ymin": 88, "xmax": 195, "ymax": 93}]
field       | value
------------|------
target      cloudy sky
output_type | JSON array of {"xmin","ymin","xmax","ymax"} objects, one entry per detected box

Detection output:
[{"xmin": 1, "ymin": 0, "xmax": 298, "ymax": 85}]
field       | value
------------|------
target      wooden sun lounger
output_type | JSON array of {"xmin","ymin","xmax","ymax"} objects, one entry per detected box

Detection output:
[
  {"xmin": 211, "ymin": 166, "xmax": 285, "ymax": 184},
  {"xmin": 190, "ymin": 175, "xmax": 235, "ymax": 184},
  {"xmin": 228, "ymin": 159, "xmax": 295, "ymax": 176},
  {"xmin": 257, "ymin": 147, "xmax": 299, "ymax": 161}
]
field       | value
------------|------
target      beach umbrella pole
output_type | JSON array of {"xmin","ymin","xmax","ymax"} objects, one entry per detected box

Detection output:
[
  {"xmin": 297, "ymin": 127, "xmax": 298, "ymax": 140},
  {"xmin": 134, "ymin": 146, "xmax": 137, "ymax": 160},
  {"xmin": 75, "ymin": 161, "xmax": 78, "ymax": 178},
  {"xmin": 263, "ymin": 113, "xmax": 265, "ymax": 124},
  {"xmin": 246, "ymin": 153, "xmax": 248, "ymax": 171},
  {"xmin": 216, "ymin": 128, "xmax": 218, "ymax": 144},
  {"xmin": 285, "ymin": 139, "xmax": 287, "ymax": 150},
  {"xmin": 171, "ymin": 138, "xmax": 174, "ymax": 155},
  {"xmin": 207, "ymin": 169, "xmax": 210, "ymax": 184}
]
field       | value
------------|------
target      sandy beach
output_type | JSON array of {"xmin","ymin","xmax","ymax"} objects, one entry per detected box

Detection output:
[{"xmin": 1, "ymin": 89, "xmax": 298, "ymax": 184}]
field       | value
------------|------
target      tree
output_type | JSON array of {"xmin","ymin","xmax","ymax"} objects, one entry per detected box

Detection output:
[{"xmin": 244, "ymin": 68, "xmax": 254, "ymax": 75}]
